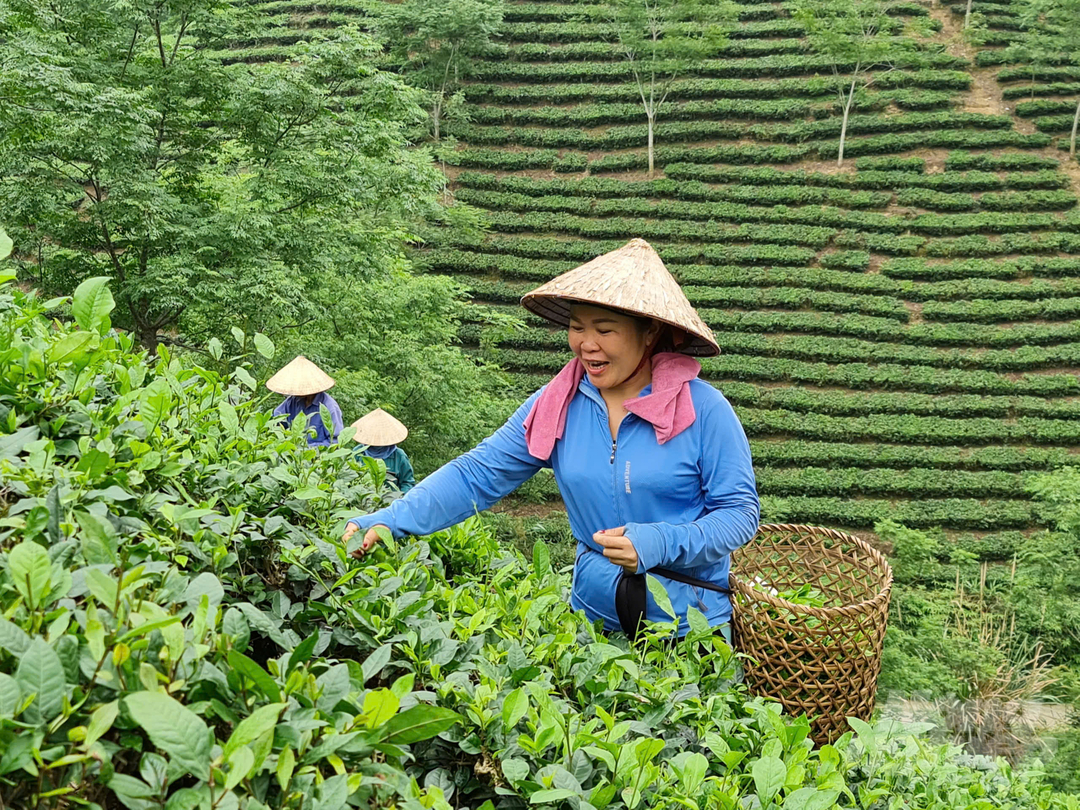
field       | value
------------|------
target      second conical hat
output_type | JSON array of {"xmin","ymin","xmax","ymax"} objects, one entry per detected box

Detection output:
[
  {"xmin": 265, "ymin": 356, "xmax": 335, "ymax": 396},
  {"xmin": 520, "ymin": 238, "xmax": 719, "ymax": 357},
  {"xmin": 351, "ymin": 408, "xmax": 408, "ymax": 446}
]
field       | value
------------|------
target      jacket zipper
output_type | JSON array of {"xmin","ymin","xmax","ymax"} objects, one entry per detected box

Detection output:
[{"xmin": 610, "ymin": 439, "xmax": 617, "ymax": 464}]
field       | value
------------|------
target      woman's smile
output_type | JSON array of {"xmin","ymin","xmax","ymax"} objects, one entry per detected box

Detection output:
[{"xmin": 583, "ymin": 358, "xmax": 610, "ymax": 376}]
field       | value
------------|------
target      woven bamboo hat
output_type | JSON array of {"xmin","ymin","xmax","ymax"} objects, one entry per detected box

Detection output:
[
  {"xmin": 265, "ymin": 356, "xmax": 335, "ymax": 396},
  {"xmin": 520, "ymin": 238, "xmax": 719, "ymax": 357},
  {"xmin": 351, "ymin": 408, "xmax": 408, "ymax": 446}
]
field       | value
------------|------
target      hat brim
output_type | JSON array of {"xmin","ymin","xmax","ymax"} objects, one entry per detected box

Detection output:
[
  {"xmin": 352, "ymin": 424, "xmax": 408, "ymax": 446},
  {"xmin": 266, "ymin": 379, "xmax": 335, "ymax": 396},
  {"xmin": 521, "ymin": 294, "xmax": 720, "ymax": 357}
]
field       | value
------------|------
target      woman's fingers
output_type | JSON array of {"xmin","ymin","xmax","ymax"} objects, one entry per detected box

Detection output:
[
  {"xmin": 593, "ymin": 530, "xmax": 638, "ymax": 572},
  {"xmin": 350, "ymin": 526, "xmax": 387, "ymax": 559}
]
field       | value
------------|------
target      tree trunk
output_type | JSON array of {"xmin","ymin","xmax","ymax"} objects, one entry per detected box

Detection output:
[
  {"xmin": 647, "ymin": 114, "xmax": 655, "ymax": 177},
  {"xmin": 1071, "ymin": 96, "xmax": 1080, "ymax": 157},
  {"xmin": 130, "ymin": 304, "xmax": 160, "ymax": 352},
  {"xmin": 838, "ymin": 78, "xmax": 857, "ymax": 167},
  {"xmin": 432, "ymin": 98, "xmax": 441, "ymax": 142},
  {"xmin": 964, "ymin": 0, "xmax": 973, "ymax": 28}
]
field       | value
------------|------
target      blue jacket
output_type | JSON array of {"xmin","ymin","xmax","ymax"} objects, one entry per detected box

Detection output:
[
  {"xmin": 273, "ymin": 392, "xmax": 343, "ymax": 447},
  {"xmin": 347, "ymin": 376, "xmax": 759, "ymax": 634}
]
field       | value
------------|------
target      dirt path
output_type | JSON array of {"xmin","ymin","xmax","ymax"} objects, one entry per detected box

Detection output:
[{"xmin": 926, "ymin": 2, "xmax": 1010, "ymax": 118}]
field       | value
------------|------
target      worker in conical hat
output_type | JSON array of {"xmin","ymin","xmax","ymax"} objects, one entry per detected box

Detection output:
[
  {"xmin": 343, "ymin": 239, "xmax": 758, "ymax": 644},
  {"xmin": 267, "ymin": 356, "xmax": 343, "ymax": 447},
  {"xmin": 351, "ymin": 409, "xmax": 415, "ymax": 493}
]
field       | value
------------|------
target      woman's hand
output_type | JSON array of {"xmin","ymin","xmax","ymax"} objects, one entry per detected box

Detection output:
[
  {"xmin": 593, "ymin": 527, "xmax": 639, "ymax": 574},
  {"xmin": 343, "ymin": 522, "xmax": 388, "ymax": 559}
]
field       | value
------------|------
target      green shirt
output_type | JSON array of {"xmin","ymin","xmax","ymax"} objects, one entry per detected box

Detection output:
[{"xmin": 358, "ymin": 445, "xmax": 415, "ymax": 493}]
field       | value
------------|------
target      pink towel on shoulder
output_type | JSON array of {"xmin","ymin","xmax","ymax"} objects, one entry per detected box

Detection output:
[{"xmin": 524, "ymin": 352, "xmax": 701, "ymax": 461}]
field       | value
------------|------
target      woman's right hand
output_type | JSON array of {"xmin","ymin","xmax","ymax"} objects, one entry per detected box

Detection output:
[{"xmin": 343, "ymin": 522, "xmax": 388, "ymax": 559}]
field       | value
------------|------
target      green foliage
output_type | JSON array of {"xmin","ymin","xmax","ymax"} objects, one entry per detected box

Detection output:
[
  {"xmin": 272, "ymin": 266, "xmax": 516, "ymax": 475},
  {"xmin": 5, "ymin": 276, "xmax": 1077, "ymax": 808},
  {"xmin": 792, "ymin": 0, "xmax": 932, "ymax": 164},
  {"xmin": 602, "ymin": 0, "xmax": 737, "ymax": 174},
  {"xmin": 374, "ymin": 0, "xmax": 504, "ymax": 140},
  {"xmin": 0, "ymin": 0, "xmax": 443, "ymax": 350}
]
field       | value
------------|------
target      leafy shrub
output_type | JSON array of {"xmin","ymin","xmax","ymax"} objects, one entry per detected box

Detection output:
[
  {"xmin": 5, "ymin": 273, "xmax": 1075, "ymax": 809},
  {"xmin": 855, "ymin": 155, "xmax": 927, "ymax": 172}
]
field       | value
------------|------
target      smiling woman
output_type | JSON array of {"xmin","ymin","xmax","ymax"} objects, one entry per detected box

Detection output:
[{"xmin": 343, "ymin": 238, "xmax": 760, "ymax": 640}]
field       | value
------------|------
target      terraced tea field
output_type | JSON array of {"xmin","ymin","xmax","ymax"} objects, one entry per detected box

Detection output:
[{"xmin": 235, "ymin": 0, "xmax": 1080, "ymax": 556}]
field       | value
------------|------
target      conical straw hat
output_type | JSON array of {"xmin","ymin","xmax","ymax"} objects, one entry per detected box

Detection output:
[
  {"xmin": 520, "ymin": 238, "xmax": 719, "ymax": 357},
  {"xmin": 351, "ymin": 408, "xmax": 408, "ymax": 446},
  {"xmin": 265, "ymin": 356, "xmax": 335, "ymax": 396}
]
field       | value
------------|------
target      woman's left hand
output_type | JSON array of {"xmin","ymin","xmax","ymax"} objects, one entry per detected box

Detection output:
[{"xmin": 594, "ymin": 527, "xmax": 639, "ymax": 573}]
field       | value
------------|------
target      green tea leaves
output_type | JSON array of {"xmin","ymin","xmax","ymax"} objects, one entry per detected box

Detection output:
[
  {"xmin": 125, "ymin": 692, "xmax": 212, "ymax": 780},
  {"xmin": 377, "ymin": 706, "xmax": 461, "ymax": 745},
  {"xmin": 16, "ymin": 638, "xmax": 67, "ymax": 722},
  {"xmin": 8, "ymin": 541, "xmax": 52, "ymax": 610}
]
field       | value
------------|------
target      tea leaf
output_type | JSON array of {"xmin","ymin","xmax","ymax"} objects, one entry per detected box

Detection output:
[
  {"xmin": 361, "ymin": 644, "xmax": 393, "ymax": 684},
  {"xmin": 645, "ymin": 574, "xmax": 676, "ymax": 620},
  {"xmin": 0, "ymin": 617, "xmax": 31, "ymax": 656},
  {"xmin": 752, "ymin": 756, "xmax": 786, "ymax": 804},
  {"xmin": 228, "ymin": 651, "xmax": 282, "ymax": 703},
  {"xmin": 84, "ymin": 700, "xmax": 119, "ymax": 748},
  {"xmin": 8, "ymin": 541, "xmax": 52, "ymax": 609},
  {"xmin": 16, "ymin": 638, "xmax": 66, "ymax": 721},
  {"xmin": 287, "ymin": 632, "xmax": 318, "ymax": 675},
  {"xmin": 502, "ymin": 688, "xmax": 528, "ymax": 731},
  {"xmin": 363, "ymin": 689, "xmax": 399, "ymax": 729},
  {"xmin": 530, "ymin": 789, "xmax": 576, "ymax": 804},
  {"xmin": 219, "ymin": 401, "xmax": 239, "ymax": 435},
  {"xmin": 223, "ymin": 703, "xmax": 286, "ymax": 759},
  {"xmin": 125, "ymin": 691, "xmax": 212, "ymax": 780},
  {"xmin": 377, "ymin": 705, "xmax": 460, "ymax": 744},
  {"xmin": 782, "ymin": 787, "xmax": 841, "ymax": 810},
  {"xmin": 0, "ymin": 674, "xmax": 21, "ymax": 718}
]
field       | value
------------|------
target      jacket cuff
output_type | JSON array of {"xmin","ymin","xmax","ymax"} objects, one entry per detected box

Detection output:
[{"xmin": 625, "ymin": 522, "xmax": 666, "ymax": 573}]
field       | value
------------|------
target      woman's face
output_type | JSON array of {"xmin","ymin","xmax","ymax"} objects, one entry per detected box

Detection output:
[{"xmin": 568, "ymin": 305, "xmax": 658, "ymax": 390}]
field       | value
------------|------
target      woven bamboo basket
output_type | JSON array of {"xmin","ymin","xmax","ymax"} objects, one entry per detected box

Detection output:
[{"xmin": 730, "ymin": 523, "xmax": 893, "ymax": 744}]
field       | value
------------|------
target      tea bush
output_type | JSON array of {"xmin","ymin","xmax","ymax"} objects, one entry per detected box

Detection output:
[{"xmin": 3, "ymin": 264, "xmax": 1079, "ymax": 808}]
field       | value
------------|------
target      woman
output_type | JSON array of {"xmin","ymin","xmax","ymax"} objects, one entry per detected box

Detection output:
[
  {"xmin": 343, "ymin": 239, "xmax": 759, "ymax": 637},
  {"xmin": 267, "ymin": 355, "xmax": 344, "ymax": 447},
  {"xmin": 351, "ymin": 408, "xmax": 416, "ymax": 493}
]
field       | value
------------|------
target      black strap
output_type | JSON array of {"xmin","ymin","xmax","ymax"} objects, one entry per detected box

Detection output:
[
  {"xmin": 651, "ymin": 567, "xmax": 732, "ymax": 596},
  {"xmin": 615, "ymin": 568, "xmax": 732, "ymax": 641}
]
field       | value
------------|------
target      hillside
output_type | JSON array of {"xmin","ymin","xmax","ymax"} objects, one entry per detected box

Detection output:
[{"xmin": 231, "ymin": 0, "xmax": 1080, "ymax": 555}]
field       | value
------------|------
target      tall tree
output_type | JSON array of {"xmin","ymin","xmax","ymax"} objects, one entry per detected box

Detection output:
[
  {"xmin": 606, "ymin": 0, "xmax": 734, "ymax": 176},
  {"xmin": 375, "ymin": 0, "xmax": 504, "ymax": 142},
  {"xmin": 0, "ymin": 0, "xmax": 443, "ymax": 349},
  {"xmin": 793, "ymin": 0, "xmax": 930, "ymax": 166}
]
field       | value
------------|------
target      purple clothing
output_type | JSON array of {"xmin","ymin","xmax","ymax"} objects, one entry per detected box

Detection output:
[{"xmin": 273, "ymin": 392, "xmax": 343, "ymax": 446}]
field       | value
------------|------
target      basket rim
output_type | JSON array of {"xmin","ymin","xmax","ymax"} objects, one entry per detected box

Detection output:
[{"xmin": 729, "ymin": 523, "xmax": 894, "ymax": 621}]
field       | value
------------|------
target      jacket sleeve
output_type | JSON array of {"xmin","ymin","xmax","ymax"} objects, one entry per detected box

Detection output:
[
  {"xmin": 347, "ymin": 391, "xmax": 548, "ymax": 538},
  {"xmin": 625, "ymin": 390, "xmax": 760, "ymax": 573}
]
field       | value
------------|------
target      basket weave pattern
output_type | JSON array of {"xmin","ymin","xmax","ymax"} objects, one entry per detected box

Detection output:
[{"xmin": 730, "ymin": 524, "xmax": 893, "ymax": 744}]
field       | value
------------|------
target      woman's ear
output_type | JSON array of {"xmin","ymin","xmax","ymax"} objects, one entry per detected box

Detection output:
[{"xmin": 647, "ymin": 320, "xmax": 664, "ymax": 345}]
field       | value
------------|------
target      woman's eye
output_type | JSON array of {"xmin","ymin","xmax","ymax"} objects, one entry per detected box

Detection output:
[{"xmin": 598, "ymin": 330, "xmax": 612, "ymax": 335}]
